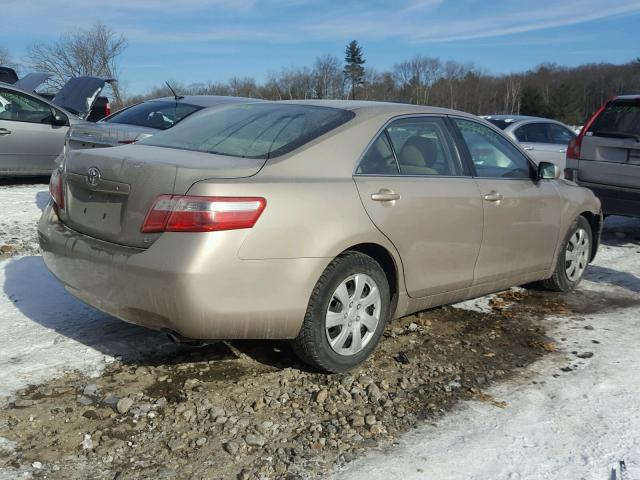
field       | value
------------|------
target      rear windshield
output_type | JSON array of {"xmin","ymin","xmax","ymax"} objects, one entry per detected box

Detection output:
[
  {"xmin": 104, "ymin": 101, "xmax": 202, "ymax": 130},
  {"xmin": 139, "ymin": 103, "xmax": 355, "ymax": 159},
  {"xmin": 589, "ymin": 99, "xmax": 640, "ymax": 139},
  {"xmin": 484, "ymin": 118, "xmax": 511, "ymax": 130}
]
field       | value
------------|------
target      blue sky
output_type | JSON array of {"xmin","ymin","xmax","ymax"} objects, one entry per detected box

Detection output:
[{"xmin": 2, "ymin": 0, "xmax": 640, "ymax": 95}]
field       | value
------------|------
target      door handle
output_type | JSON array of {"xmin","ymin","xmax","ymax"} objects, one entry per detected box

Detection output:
[
  {"xmin": 371, "ymin": 190, "xmax": 400, "ymax": 202},
  {"xmin": 522, "ymin": 145, "xmax": 534, "ymax": 151},
  {"xmin": 483, "ymin": 191, "xmax": 504, "ymax": 202},
  {"xmin": 0, "ymin": 128, "xmax": 11, "ymax": 136},
  {"xmin": 558, "ymin": 148, "xmax": 567, "ymax": 153}
]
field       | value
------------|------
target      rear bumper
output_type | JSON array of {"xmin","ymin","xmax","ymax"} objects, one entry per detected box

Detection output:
[
  {"xmin": 37, "ymin": 205, "xmax": 329, "ymax": 339},
  {"xmin": 579, "ymin": 181, "xmax": 640, "ymax": 218}
]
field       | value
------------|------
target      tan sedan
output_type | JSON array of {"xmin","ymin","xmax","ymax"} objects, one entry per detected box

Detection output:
[{"xmin": 38, "ymin": 101, "xmax": 602, "ymax": 372}]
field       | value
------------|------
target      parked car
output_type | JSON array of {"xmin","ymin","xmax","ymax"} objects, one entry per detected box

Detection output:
[
  {"xmin": 0, "ymin": 67, "xmax": 112, "ymax": 122},
  {"xmin": 39, "ymin": 101, "xmax": 602, "ymax": 372},
  {"xmin": 0, "ymin": 77, "xmax": 113, "ymax": 177},
  {"xmin": 483, "ymin": 115, "xmax": 576, "ymax": 173},
  {"xmin": 565, "ymin": 95, "xmax": 640, "ymax": 217},
  {"xmin": 65, "ymin": 95, "xmax": 258, "ymax": 152}
]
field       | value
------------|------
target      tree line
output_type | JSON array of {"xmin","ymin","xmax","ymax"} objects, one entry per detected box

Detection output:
[{"xmin": 4, "ymin": 24, "xmax": 640, "ymax": 124}]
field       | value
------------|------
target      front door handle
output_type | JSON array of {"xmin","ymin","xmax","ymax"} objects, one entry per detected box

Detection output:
[
  {"xmin": 522, "ymin": 145, "xmax": 534, "ymax": 151},
  {"xmin": 371, "ymin": 189, "xmax": 400, "ymax": 202},
  {"xmin": 483, "ymin": 191, "xmax": 504, "ymax": 202},
  {"xmin": 0, "ymin": 128, "xmax": 11, "ymax": 136}
]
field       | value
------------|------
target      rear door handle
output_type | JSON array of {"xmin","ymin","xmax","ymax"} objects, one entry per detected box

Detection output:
[
  {"xmin": 371, "ymin": 190, "xmax": 400, "ymax": 202},
  {"xmin": 483, "ymin": 191, "xmax": 504, "ymax": 202},
  {"xmin": 522, "ymin": 145, "xmax": 534, "ymax": 151},
  {"xmin": 558, "ymin": 148, "xmax": 567, "ymax": 153},
  {"xmin": 0, "ymin": 128, "xmax": 11, "ymax": 136}
]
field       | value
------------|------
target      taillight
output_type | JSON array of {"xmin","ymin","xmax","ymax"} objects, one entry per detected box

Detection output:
[
  {"xmin": 49, "ymin": 168, "xmax": 65, "ymax": 211},
  {"xmin": 104, "ymin": 102, "xmax": 111, "ymax": 118},
  {"xmin": 141, "ymin": 195, "xmax": 266, "ymax": 233},
  {"xmin": 567, "ymin": 99, "xmax": 611, "ymax": 160},
  {"xmin": 566, "ymin": 137, "xmax": 581, "ymax": 160}
]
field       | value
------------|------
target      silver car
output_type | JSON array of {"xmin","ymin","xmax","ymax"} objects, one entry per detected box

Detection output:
[
  {"xmin": 66, "ymin": 95, "xmax": 259, "ymax": 151},
  {"xmin": 483, "ymin": 115, "xmax": 576, "ymax": 172},
  {"xmin": 565, "ymin": 94, "xmax": 640, "ymax": 217},
  {"xmin": 0, "ymin": 77, "xmax": 113, "ymax": 177}
]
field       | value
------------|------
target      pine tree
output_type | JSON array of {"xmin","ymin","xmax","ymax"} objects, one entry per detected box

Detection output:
[{"xmin": 344, "ymin": 40, "xmax": 365, "ymax": 100}]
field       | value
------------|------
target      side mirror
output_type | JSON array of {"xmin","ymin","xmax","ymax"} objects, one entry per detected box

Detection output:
[
  {"xmin": 538, "ymin": 161, "xmax": 560, "ymax": 180},
  {"xmin": 51, "ymin": 111, "xmax": 68, "ymax": 127}
]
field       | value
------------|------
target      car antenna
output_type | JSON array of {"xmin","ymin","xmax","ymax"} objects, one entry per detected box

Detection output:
[{"xmin": 165, "ymin": 81, "xmax": 184, "ymax": 101}]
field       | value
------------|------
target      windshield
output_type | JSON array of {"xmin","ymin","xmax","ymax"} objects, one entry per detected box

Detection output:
[
  {"xmin": 590, "ymin": 99, "xmax": 640, "ymax": 139},
  {"xmin": 139, "ymin": 103, "xmax": 355, "ymax": 159},
  {"xmin": 104, "ymin": 101, "xmax": 202, "ymax": 130}
]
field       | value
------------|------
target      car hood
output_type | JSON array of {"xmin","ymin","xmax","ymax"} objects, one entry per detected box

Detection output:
[{"xmin": 52, "ymin": 76, "xmax": 115, "ymax": 119}]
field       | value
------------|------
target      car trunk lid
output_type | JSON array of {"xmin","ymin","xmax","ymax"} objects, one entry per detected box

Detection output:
[
  {"xmin": 579, "ymin": 98, "xmax": 640, "ymax": 189},
  {"xmin": 67, "ymin": 122, "xmax": 158, "ymax": 150},
  {"xmin": 52, "ymin": 76, "xmax": 115, "ymax": 119},
  {"xmin": 14, "ymin": 72, "xmax": 52, "ymax": 92},
  {"xmin": 59, "ymin": 144, "xmax": 266, "ymax": 247}
]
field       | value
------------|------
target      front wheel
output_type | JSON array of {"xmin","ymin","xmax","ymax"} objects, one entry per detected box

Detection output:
[
  {"xmin": 540, "ymin": 216, "xmax": 592, "ymax": 292},
  {"xmin": 291, "ymin": 252, "xmax": 391, "ymax": 373}
]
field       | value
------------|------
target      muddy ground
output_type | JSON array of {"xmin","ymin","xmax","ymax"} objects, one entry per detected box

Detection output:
[{"xmin": 1, "ymin": 284, "xmax": 627, "ymax": 480}]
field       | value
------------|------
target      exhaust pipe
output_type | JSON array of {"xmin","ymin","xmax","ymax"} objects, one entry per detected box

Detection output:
[{"xmin": 164, "ymin": 329, "xmax": 207, "ymax": 347}]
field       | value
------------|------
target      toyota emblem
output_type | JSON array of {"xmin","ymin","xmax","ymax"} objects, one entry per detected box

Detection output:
[{"xmin": 87, "ymin": 166, "xmax": 101, "ymax": 187}]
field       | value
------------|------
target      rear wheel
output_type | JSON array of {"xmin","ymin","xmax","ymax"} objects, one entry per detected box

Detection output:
[
  {"xmin": 540, "ymin": 216, "xmax": 592, "ymax": 292},
  {"xmin": 292, "ymin": 252, "xmax": 390, "ymax": 373}
]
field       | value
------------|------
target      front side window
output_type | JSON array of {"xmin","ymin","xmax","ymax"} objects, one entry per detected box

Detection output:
[
  {"xmin": 0, "ymin": 88, "xmax": 54, "ymax": 124},
  {"xmin": 104, "ymin": 101, "xmax": 202, "ymax": 130},
  {"xmin": 140, "ymin": 103, "xmax": 355, "ymax": 159},
  {"xmin": 454, "ymin": 119, "xmax": 532, "ymax": 179},
  {"xmin": 547, "ymin": 123, "xmax": 576, "ymax": 144}
]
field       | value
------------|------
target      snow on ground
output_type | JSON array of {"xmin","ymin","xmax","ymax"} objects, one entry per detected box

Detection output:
[
  {"xmin": 1, "ymin": 183, "xmax": 640, "ymax": 479},
  {"xmin": 336, "ymin": 217, "xmax": 640, "ymax": 480},
  {"xmin": 0, "ymin": 184, "xmax": 174, "ymax": 402},
  {"xmin": 0, "ymin": 183, "xmax": 48, "ymax": 255}
]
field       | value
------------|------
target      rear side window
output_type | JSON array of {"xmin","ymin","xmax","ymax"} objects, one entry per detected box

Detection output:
[
  {"xmin": 104, "ymin": 101, "xmax": 202, "ymax": 130},
  {"xmin": 589, "ymin": 99, "xmax": 640, "ymax": 139},
  {"xmin": 140, "ymin": 103, "xmax": 355, "ymax": 159},
  {"xmin": 514, "ymin": 123, "xmax": 548, "ymax": 143},
  {"xmin": 454, "ymin": 119, "xmax": 532, "ymax": 179},
  {"xmin": 357, "ymin": 133, "xmax": 399, "ymax": 175},
  {"xmin": 356, "ymin": 116, "xmax": 462, "ymax": 176},
  {"xmin": 547, "ymin": 123, "xmax": 576, "ymax": 144}
]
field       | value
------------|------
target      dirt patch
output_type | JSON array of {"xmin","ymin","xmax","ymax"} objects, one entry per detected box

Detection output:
[{"xmin": 0, "ymin": 287, "xmax": 620, "ymax": 479}]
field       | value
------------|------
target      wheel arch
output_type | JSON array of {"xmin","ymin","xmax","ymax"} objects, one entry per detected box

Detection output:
[
  {"xmin": 579, "ymin": 210, "xmax": 601, "ymax": 261},
  {"xmin": 340, "ymin": 242, "xmax": 400, "ymax": 316}
]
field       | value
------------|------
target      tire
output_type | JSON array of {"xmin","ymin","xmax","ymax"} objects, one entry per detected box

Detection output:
[
  {"xmin": 540, "ymin": 216, "xmax": 592, "ymax": 292},
  {"xmin": 291, "ymin": 251, "xmax": 391, "ymax": 373}
]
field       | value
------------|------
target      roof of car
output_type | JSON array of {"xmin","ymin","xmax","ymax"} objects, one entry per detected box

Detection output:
[
  {"xmin": 278, "ymin": 99, "xmax": 471, "ymax": 117},
  {"xmin": 614, "ymin": 94, "xmax": 640, "ymax": 100},
  {"xmin": 149, "ymin": 95, "xmax": 260, "ymax": 107},
  {"xmin": 482, "ymin": 114, "xmax": 552, "ymax": 123}
]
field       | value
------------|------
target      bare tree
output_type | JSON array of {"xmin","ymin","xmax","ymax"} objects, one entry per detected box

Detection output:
[
  {"xmin": 394, "ymin": 55, "xmax": 442, "ymax": 104},
  {"xmin": 313, "ymin": 54, "xmax": 342, "ymax": 99},
  {"xmin": 0, "ymin": 47, "xmax": 13, "ymax": 67},
  {"xmin": 27, "ymin": 22, "xmax": 127, "ymax": 105}
]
